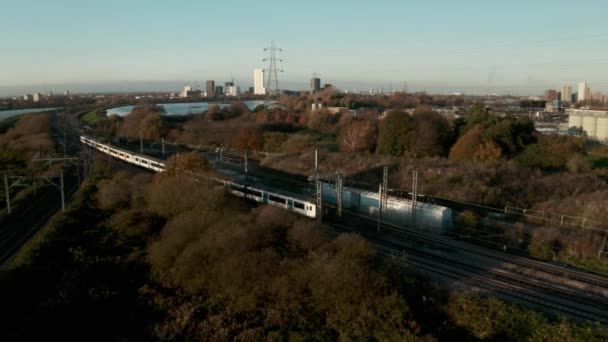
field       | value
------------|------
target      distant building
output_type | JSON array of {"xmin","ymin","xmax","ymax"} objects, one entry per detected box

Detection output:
[
  {"xmin": 310, "ymin": 77, "xmax": 321, "ymax": 94},
  {"xmin": 567, "ymin": 108, "xmax": 608, "ymax": 141},
  {"xmin": 254, "ymin": 69, "xmax": 266, "ymax": 95},
  {"xmin": 561, "ymin": 85, "xmax": 572, "ymax": 102},
  {"xmin": 323, "ymin": 84, "xmax": 333, "ymax": 90},
  {"xmin": 33, "ymin": 93, "xmax": 43, "ymax": 102},
  {"xmin": 185, "ymin": 89, "xmax": 202, "ymax": 99},
  {"xmin": 248, "ymin": 87, "xmax": 254, "ymax": 94},
  {"xmin": 206, "ymin": 80, "xmax": 215, "ymax": 97},
  {"xmin": 572, "ymin": 93, "xmax": 578, "ymax": 103},
  {"xmin": 64, "ymin": 90, "xmax": 70, "ymax": 97},
  {"xmin": 23, "ymin": 94, "xmax": 33, "ymax": 101},
  {"xmin": 215, "ymin": 86, "xmax": 224, "ymax": 96},
  {"xmin": 544, "ymin": 89, "xmax": 557, "ymax": 103},
  {"xmin": 593, "ymin": 91, "xmax": 603, "ymax": 102},
  {"xmin": 578, "ymin": 82, "xmax": 589, "ymax": 102},
  {"xmin": 226, "ymin": 85, "xmax": 239, "ymax": 97},
  {"xmin": 181, "ymin": 85, "xmax": 192, "ymax": 98}
]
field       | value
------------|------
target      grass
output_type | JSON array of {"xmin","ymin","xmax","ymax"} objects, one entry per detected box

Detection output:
[
  {"xmin": 299, "ymin": 129, "xmax": 339, "ymax": 152},
  {"xmin": 558, "ymin": 255, "xmax": 608, "ymax": 277},
  {"xmin": 81, "ymin": 109, "xmax": 105, "ymax": 125}
]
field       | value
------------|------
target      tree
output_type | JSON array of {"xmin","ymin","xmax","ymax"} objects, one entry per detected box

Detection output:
[
  {"xmin": 449, "ymin": 125, "xmax": 483, "ymax": 161},
  {"xmin": 232, "ymin": 127, "xmax": 263, "ymax": 150},
  {"xmin": 338, "ymin": 119, "xmax": 377, "ymax": 152},
  {"xmin": 376, "ymin": 112, "xmax": 415, "ymax": 156},
  {"xmin": 119, "ymin": 106, "xmax": 166, "ymax": 140},
  {"xmin": 411, "ymin": 108, "xmax": 452, "ymax": 157}
]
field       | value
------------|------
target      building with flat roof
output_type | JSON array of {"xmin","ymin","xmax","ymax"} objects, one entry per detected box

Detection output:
[
  {"xmin": 311, "ymin": 77, "xmax": 321, "ymax": 94},
  {"xmin": 544, "ymin": 89, "xmax": 557, "ymax": 103},
  {"xmin": 254, "ymin": 69, "xmax": 266, "ymax": 95},
  {"xmin": 578, "ymin": 82, "xmax": 588, "ymax": 102},
  {"xmin": 561, "ymin": 85, "xmax": 572, "ymax": 102},
  {"xmin": 567, "ymin": 108, "xmax": 608, "ymax": 141},
  {"xmin": 206, "ymin": 80, "xmax": 215, "ymax": 97}
]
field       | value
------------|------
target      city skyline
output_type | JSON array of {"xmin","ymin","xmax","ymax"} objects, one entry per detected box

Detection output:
[{"xmin": 2, "ymin": 0, "xmax": 608, "ymax": 96}]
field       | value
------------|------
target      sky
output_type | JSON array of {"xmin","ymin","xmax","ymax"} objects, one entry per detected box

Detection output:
[{"xmin": 1, "ymin": 0, "xmax": 608, "ymax": 96}]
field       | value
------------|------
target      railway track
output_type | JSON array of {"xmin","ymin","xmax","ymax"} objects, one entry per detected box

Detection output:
[
  {"xmin": 0, "ymin": 169, "xmax": 80, "ymax": 265},
  {"xmin": 90, "ymin": 139, "xmax": 608, "ymax": 325},
  {"xmin": 343, "ymin": 210, "xmax": 608, "ymax": 290},
  {"xmin": 332, "ymin": 220, "xmax": 608, "ymax": 324}
]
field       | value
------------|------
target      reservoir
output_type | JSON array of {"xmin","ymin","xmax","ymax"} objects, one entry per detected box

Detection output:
[
  {"xmin": 0, "ymin": 108, "xmax": 59, "ymax": 120},
  {"xmin": 107, "ymin": 101, "xmax": 269, "ymax": 117}
]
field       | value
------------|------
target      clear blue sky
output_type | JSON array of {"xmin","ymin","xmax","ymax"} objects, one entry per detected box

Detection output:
[{"xmin": 1, "ymin": 0, "xmax": 608, "ymax": 95}]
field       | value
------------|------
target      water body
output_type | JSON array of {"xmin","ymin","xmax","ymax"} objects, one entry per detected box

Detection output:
[
  {"xmin": 0, "ymin": 108, "xmax": 58, "ymax": 120},
  {"xmin": 107, "ymin": 101, "xmax": 269, "ymax": 117}
]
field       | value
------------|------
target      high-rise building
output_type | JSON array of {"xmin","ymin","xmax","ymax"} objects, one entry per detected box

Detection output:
[
  {"xmin": 593, "ymin": 91, "xmax": 603, "ymax": 102},
  {"xmin": 23, "ymin": 94, "xmax": 33, "ymax": 101},
  {"xmin": 215, "ymin": 86, "xmax": 224, "ymax": 96},
  {"xmin": 206, "ymin": 80, "xmax": 215, "ymax": 97},
  {"xmin": 578, "ymin": 82, "xmax": 589, "ymax": 102},
  {"xmin": 561, "ymin": 85, "xmax": 572, "ymax": 103},
  {"xmin": 33, "ymin": 93, "xmax": 43, "ymax": 102},
  {"xmin": 254, "ymin": 69, "xmax": 266, "ymax": 95},
  {"xmin": 544, "ymin": 89, "xmax": 557, "ymax": 102},
  {"xmin": 310, "ymin": 77, "xmax": 321, "ymax": 94}
]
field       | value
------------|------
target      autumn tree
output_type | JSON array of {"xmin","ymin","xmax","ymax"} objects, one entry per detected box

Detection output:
[
  {"xmin": 232, "ymin": 127, "xmax": 263, "ymax": 150},
  {"xmin": 449, "ymin": 125, "xmax": 483, "ymax": 161},
  {"xmin": 119, "ymin": 106, "xmax": 166, "ymax": 140},
  {"xmin": 338, "ymin": 119, "xmax": 377, "ymax": 152}
]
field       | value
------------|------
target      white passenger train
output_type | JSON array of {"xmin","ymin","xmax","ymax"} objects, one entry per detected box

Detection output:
[{"xmin": 80, "ymin": 135, "xmax": 317, "ymax": 218}]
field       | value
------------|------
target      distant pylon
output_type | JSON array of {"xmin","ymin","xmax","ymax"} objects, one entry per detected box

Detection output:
[{"xmin": 263, "ymin": 41, "xmax": 283, "ymax": 95}]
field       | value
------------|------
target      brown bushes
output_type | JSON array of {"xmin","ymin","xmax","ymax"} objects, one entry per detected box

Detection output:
[
  {"xmin": 146, "ymin": 186, "xmax": 417, "ymax": 339},
  {"xmin": 0, "ymin": 114, "xmax": 55, "ymax": 164}
]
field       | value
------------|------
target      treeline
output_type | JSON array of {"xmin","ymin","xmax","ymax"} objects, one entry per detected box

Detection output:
[
  {"xmin": 0, "ymin": 113, "xmax": 55, "ymax": 171},
  {"xmin": 0, "ymin": 155, "xmax": 605, "ymax": 340}
]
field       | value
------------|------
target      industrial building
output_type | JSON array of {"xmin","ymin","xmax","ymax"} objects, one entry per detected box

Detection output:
[{"xmin": 567, "ymin": 109, "xmax": 608, "ymax": 141}]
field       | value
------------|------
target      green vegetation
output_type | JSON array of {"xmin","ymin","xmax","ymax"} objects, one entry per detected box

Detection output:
[{"xmin": 81, "ymin": 108, "xmax": 105, "ymax": 125}]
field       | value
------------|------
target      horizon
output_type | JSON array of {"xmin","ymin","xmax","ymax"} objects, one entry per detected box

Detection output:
[{"xmin": 2, "ymin": 0, "xmax": 608, "ymax": 96}]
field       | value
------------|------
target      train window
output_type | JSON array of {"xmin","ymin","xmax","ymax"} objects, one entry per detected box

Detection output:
[
  {"xmin": 268, "ymin": 194, "xmax": 286, "ymax": 203},
  {"xmin": 245, "ymin": 188, "xmax": 262, "ymax": 197},
  {"xmin": 293, "ymin": 202, "xmax": 305, "ymax": 210}
]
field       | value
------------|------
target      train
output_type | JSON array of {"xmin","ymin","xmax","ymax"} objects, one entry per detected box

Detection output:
[{"xmin": 80, "ymin": 135, "xmax": 317, "ymax": 218}]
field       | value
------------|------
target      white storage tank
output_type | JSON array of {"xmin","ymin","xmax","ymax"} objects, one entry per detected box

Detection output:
[
  {"xmin": 582, "ymin": 116, "xmax": 597, "ymax": 137},
  {"xmin": 596, "ymin": 117, "xmax": 608, "ymax": 141},
  {"xmin": 568, "ymin": 115, "xmax": 583, "ymax": 129}
]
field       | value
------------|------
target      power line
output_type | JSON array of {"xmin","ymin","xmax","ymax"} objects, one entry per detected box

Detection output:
[{"xmin": 263, "ymin": 41, "xmax": 283, "ymax": 95}]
